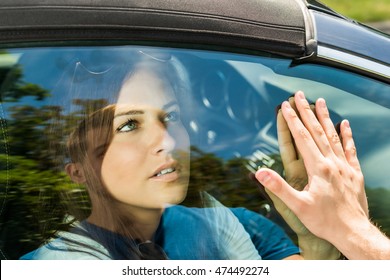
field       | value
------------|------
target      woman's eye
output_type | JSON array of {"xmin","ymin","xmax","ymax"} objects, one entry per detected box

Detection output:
[
  {"xmin": 117, "ymin": 119, "xmax": 138, "ymax": 132},
  {"xmin": 163, "ymin": 111, "xmax": 179, "ymax": 123}
]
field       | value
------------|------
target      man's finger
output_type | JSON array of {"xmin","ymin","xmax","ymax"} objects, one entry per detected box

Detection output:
[
  {"xmin": 281, "ymin": 100, "xmax": 323, "ymax": 170},
  {"xmin": 315, "ymin": 98, "xmax": 346, "ymax": 159},
  {"xmin": 277, "ymin": 109, "xmax": 298, "ymax": 165},
  {"xmin": 294, "ymin": 91, "xmax": 334, "ymax": 157},
  {"xmin": 340, "ymin": 119, "xmax": 361, "ymax": 172}
]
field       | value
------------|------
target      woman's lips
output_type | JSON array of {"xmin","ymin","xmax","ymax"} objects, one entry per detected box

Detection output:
[
  {"xmin": 151, "ymin": 162, "xmax": 180, "ymax": 181},
  {"xmin": 155, "ymin": 167, "xmax": 176, "ymax": 177},
  {"xmin": 151, "ymin": 171, "xmax": 179, "ymax": 182}
]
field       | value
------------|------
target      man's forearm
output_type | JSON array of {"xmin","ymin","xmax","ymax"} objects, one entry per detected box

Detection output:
[{"xmin": 332, "ymin": 220, "xmax": 390, "ymax": 260}]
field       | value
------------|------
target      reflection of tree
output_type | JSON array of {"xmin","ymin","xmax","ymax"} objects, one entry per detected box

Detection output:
[
  {"xmin": 0, "ymin": 62, "xmax": 107, "ymax": 259},
  {"xmin": 0, "ymin": 99, "xmax": 109, "ymax": 259},
  {"xmin": 183, "ymin": 146, "xmax": 276, "ymax": 212},
  {"xmin": 0, "ymin": 65, "xmax": 50, "ymax": 102},
  {"xmin": 6, "ymin": 105, "xmax": 61, "ymax": 168},
  {"xmin": 366, "ymin": 188, "xmax": 390, "ymax": 234},
  {"xmin": 0, "ymin": 99, "xmax": 98, "ymax": 259},
  {"xmin": 0, "ymin": 155, "xmax": 70, "ymax": 259}
]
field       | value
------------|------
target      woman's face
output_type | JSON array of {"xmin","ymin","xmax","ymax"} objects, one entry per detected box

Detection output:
[{"xmin": 97, "ymin": 68, "xmax": 190, "ymax": 211}]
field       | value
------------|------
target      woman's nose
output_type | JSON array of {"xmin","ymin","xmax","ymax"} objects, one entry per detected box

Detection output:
[{"xmin": 151, "ymin": 122, "xmax": 176, "ymax": 155}]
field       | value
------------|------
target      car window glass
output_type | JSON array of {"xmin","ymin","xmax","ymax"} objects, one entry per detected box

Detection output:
[{"xmin": 0, "ymin": 45, "xmax": 389, "ymax": 260}]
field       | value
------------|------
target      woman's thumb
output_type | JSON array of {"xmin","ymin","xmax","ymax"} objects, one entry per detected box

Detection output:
[{"xmin": 255, "ymin": 168, "xmax": 300, "ymax": 210}]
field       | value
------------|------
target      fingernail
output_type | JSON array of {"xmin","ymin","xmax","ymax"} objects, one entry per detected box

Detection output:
[
  {"xmin": 296, "ymin": 91, "xmax": 305, "ymax": 99},
  {"xmin": 318, "ymin": 98, "xmax": 326, "ymax": 108},
  {"xmin": 282, "ymin": 100, "xmax": 291, "ymax": 109},
  {"xmin": 343, "ymin": 119, "xmax": 350, "ymax": 128},
  {"xmin": 256, "ymin": 170, "xmax": 271, "ymax": 183}
]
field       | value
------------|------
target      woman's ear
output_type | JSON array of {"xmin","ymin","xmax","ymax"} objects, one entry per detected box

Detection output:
[{"xmin": 65, "ymin": 163, "xmax": 86, "ymax": 184}]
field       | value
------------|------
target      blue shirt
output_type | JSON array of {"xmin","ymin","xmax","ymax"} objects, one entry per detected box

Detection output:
[
  {"xmin": 21, "ymin": 206, "xmax": 299, "ymax": 260},
  {"xmin": 229, "ymin": 207, "xmax": 300, "ymax": 259}
]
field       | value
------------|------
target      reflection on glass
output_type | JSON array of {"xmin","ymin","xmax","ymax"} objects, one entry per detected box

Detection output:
[{"xmin": 0, "ymin": 46, "xmax": 389, "ymax": 260}]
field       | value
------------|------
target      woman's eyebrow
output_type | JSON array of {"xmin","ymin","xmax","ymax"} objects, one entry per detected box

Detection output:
[
  {"xmin": 114, "ymin": 101, "xmax": 178, "ymax": 118},
  {"xmin": 162, "ymin": 101, "xmax": 178, "ymax": 111},
  {"xmin": 114, "ymin": 110, "xmax": 144, "ymax": 119}
]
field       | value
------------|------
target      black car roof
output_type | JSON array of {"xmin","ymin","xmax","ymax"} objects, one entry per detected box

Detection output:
[{"xmin": 0, "ymin": 0, "xmax": 310, "ymax": 57}]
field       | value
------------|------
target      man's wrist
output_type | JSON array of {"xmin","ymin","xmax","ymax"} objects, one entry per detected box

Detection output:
[{"xmin": 332, "ymin": 219, "xmax": 390, "ymax": 259}]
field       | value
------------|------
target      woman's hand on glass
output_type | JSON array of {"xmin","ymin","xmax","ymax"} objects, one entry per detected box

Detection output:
[{"xmin": 264, "ymin": 95, "xmax": 340, "ymax": 259}]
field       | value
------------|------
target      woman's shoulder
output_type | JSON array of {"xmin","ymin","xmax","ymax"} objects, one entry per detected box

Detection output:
[{"xmin": 19, "ymin": 223, "xmax": 111, "ymax": 260}]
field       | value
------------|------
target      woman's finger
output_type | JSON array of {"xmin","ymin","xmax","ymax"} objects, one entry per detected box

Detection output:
[
  {"xmin": 277, "ymin": 109, "xmax": 298, "ymax": 165},
  {"xmin": 255, "ymin": 168, "xmax": 303, "ymax": 214}
]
